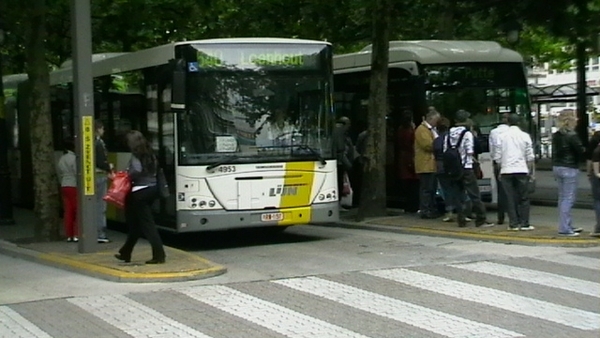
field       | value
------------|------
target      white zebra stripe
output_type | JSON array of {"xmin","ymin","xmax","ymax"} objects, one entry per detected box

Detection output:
[
  {"xmin": 274, "ymin": 277, "xmax": 523, "ymax": 338},
  {"xmin": 0, "ymin": 307, "xmax": 52, "ymax": 338},
  {"xmin": 68, "ymin": 295, "xmax": 213, "ymax": 338},
  {"xmin": 365, "ymin": 268, "xmax": 600, "ymax": 331},
  {"xmin": 450, "ymin": 261, "xmax": 600, "ymax": 298},
  {"xmin": 532, "ymin": 254, "xmax": 600, "ymax": 271},
  {"xmin": 178, "ymin": 285, "xmax": 369, "ymax": 338}
]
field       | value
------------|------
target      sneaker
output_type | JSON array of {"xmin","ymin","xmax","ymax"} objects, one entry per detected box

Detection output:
[
  {"xmin": 465, "ymin": 217, "xmax": 473, "ymax": 222},
  {"xmin": 442, "ymin": 213, "xmax": 455, "ymax": 222},
  {"xmin": 97, "ymin": 237, "xmax": 110, "ymax": 243},
  {"xmin": 66, "ymin": 237, "xmax": 73, "ymax": 242},
  {"xmin": 72, "ymin": 237, "xmax": 79, "ymax": 242},
  {"xmin": 507, "ymin": 226, "xmax": 520, "ymax": 231},
  {"xmin": 476, "ymin": 222, "xmax": 495, "ymax": 228},
  {"xmin": 571, "ymin": 227, "xmax": 583, "ymax": 233},
  {"xmin": 558, "ymin": 232, "xmax": 580, "ymax": 237},
  {"xmin": 520, "ymin": 226, "xmax": 535, "ymax": 231}
]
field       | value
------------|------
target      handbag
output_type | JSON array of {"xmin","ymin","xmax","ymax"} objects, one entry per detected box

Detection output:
[
  {"xmin": 156, "ymin": 167, "xmax": 170, "ymax": 198},
  {"xmin": 103, "ymin": 171, "xmax": 131, "ymax": 209}
]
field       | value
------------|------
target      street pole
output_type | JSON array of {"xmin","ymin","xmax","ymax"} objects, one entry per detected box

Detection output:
[
  {"xmin": 71, "ymin": 0, "xmax": 96, "ymax": 253},
  {"xmin": 576, "ymin": 0, "xmax": 589, "ymax": 147},
  {"xmin": 576, "ymin": 41, "xmax": 589, "ymax": 148},
  {"xmin": 0, "ymin": 20, "xmax": 15, "ymax": 226}
]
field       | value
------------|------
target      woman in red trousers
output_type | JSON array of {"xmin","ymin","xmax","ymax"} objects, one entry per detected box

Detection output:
[{"xmin": 57, "ymin": 139, "xmax": 78, "ymax": 242}]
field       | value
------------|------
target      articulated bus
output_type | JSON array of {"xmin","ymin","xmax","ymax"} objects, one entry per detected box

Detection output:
[
  {"xmin": 4, "ymin": 37, "xmax": 339, "ymax": 232},
  {"xmin": 333, "ymin": 40, "xmax": 533, "ymax": 207}
]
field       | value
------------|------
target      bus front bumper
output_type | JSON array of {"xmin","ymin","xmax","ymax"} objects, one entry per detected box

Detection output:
[{"xmin": 174, "ymin": 202, "xmax": 340, "ymax": 232}]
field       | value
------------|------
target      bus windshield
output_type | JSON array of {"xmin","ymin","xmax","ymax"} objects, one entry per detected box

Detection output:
[
  {"xmin": 177, "ymin": 71, "xmax": 333, "ymax": 165},
  {"xmin": 424, "ymin": 63, "xmax": 532, "ymax": 136}
]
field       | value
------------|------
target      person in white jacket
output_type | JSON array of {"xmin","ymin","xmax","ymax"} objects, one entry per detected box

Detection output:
[{"xmin": 57, "ymin": 139, "xmax": 78, "ymax": 242}]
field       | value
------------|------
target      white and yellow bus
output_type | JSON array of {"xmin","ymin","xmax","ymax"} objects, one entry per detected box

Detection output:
[
  {"xmin": 333, "ymin": 40, "xmax": 534, "ymax": 207},
  {"xmin": 4, "ymin": 37, "xmax": 339, "ymax": 232}
]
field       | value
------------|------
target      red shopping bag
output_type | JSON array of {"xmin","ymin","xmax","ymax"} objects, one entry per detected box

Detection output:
[{"xmin": 103, "ymin": 171, "xmax": 131, "ymax": 209}]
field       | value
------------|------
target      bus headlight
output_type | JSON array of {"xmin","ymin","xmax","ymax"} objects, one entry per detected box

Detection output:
[{"xmin": 314, "ymin": 188, "xmax": 337, "ymax": 204}]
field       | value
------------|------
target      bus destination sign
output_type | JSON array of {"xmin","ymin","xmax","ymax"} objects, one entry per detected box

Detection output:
[{"xmin": 191, "ymin": 44, "xmax": 324, "ymax": 70}]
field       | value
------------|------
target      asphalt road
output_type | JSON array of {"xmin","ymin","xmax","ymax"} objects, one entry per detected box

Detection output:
[{"xmin": 1, "ymin": 222, "xmax": 599, "ymax": 338}]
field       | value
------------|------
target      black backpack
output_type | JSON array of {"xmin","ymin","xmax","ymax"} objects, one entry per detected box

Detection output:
[{"xmin": 443, "ymin": 129, "xmax": 468, "ymax": 180}]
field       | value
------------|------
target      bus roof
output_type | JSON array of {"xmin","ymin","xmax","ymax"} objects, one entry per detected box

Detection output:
[
  {"xmin": 334, "ymin": 40, "xmax": 523, "ymax": 72},
  {"xmin": 175, "ymin": 37, "xmax": 331, "ymax": 46},
  {"xmin": 2, "ymin": 73, "xmax": 28, "ymax": 90},
  {"xmin": 48, "ymin": 37, "xmax": 330, "ymax": 85}
]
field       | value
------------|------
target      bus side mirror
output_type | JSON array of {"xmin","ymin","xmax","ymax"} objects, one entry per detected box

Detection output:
[{"xmin": 171, "ymin": 59, "xmax": 186, "ymax": 111}]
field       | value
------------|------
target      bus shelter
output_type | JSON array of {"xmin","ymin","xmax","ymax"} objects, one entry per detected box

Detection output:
[{"xmin": 529, "ymin": 83, "xmax": 599, "ymax": 157}]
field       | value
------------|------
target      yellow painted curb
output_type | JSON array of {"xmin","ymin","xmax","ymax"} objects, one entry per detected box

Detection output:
[
  {"xmin": 38, "ymin": 253, "xmax": 226, "ymax": 280},
  {"xmin": 403, "ymin": 226, "xmax": 600, "ymax": 245}
]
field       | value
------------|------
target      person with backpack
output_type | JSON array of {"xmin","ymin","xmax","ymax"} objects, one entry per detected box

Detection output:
[
  {"xmin": 443, "ymin": 110, "xmax": 494, "ymax": 228},
  {"xmin": 434, "ymin": 117, "xmax": 459, "ymax": 221}
]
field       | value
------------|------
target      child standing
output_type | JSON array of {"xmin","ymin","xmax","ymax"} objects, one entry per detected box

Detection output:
[{"xmin": 57, "ymin": 139, "xmax": 78, "ymax": 242}]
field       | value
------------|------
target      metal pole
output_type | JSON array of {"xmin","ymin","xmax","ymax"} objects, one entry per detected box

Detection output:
[
  {"xmin": 0, "ymin": 49, "xmax": 15, "ymax": 226},
  {"xmin": 576, "ymin": 41, "xmax": 589, "ymax": 147},
  {"xmin": 71, "ymin": 0, "xmax": 96, "ymax": 253}
]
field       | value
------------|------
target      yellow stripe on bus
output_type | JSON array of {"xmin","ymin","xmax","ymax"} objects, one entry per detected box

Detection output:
[{"xmin": 279, "ymin": 161, "xmax": 315, "ymax": 225}]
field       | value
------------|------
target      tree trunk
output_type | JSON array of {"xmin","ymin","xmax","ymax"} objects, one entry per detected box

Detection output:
[
  {"xmin": 25, "ymin": 0, "xmax": 61, "ymax": 241},
  {"xmin": 356, "ymin": 0, "xmax": 390, "ymax": 221},
  {"xmin": 436, "ymin": 0, "xmax": 456, "ymax": 39}
]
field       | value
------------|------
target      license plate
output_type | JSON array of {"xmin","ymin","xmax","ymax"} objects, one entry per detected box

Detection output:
[
  {"xmin": 261, "ymin": 212, "xmax": 284, "ymax": 222},
  {"xmin": 479, "ymin": 185, "xmax": 492, "ymax": 192}
]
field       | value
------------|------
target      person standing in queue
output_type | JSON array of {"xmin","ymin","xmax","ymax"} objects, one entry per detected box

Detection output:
[
  {"xmin": 396, "ymin": 111, "xmax": 419, "ymax": 213},
  {"xmin": 551, "ymin": 110, "xmax": 585, "ymax": 236},
  {"xmin": 57, "ymin": 138, "xmax": 78, "ymax": 242},
  {"xmin": 494, "ymin": 114, "xmax": 535, "ymax": 231},
  {"xmin": 95, "ymin": 120, "xmax": 112, "ymax": 243},
  {"xmin": 414, "ymin": 109, "xmax": 440, "ymax": 218},
  {"xmin": 333, "ymin": 117, "xmax": 353, "ymax": 209},
  {"xmin": 489, "ymin": 114, "xmax": 510, "ymax": 225},
  {"xmin": 114, "ymin": 130, "xmax": 166, "ymax": 264}
]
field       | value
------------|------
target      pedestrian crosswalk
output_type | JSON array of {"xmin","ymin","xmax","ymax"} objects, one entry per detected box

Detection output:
[{"xmin": 1, "ymin": 253, "xmax": 599, "ymax": 338}]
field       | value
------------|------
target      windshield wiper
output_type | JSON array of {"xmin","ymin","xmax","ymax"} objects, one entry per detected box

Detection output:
[
  {"xmin": 294, "ymin": 145, "xmax": 327, "ymax": 166},
  {"xmin": 206, "ymin": 155, "xmax": 239, "ymax": 171}
]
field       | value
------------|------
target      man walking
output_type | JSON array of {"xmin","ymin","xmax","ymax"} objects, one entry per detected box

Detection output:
[
  {"xmin": 444, "ymin": 110, "xmax": 494, "ymax": 228},
  {"xmin": 494, "ymin": 114, "xmax": 535, "ymax": 231},
  {"xmin": 489, "ymin": 113, "xmax": 510, "ymax": 224},
  {"xmin": 414, "ymin": 109, "xmax": 440, "ymax": 218}
]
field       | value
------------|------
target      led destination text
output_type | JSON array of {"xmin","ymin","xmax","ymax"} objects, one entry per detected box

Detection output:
[{"xmin": 196, "ymin": 50, "xmax": 315, "ymax": 68}]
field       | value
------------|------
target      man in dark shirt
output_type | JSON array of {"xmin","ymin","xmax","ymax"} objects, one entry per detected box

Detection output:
[
  {"xmin": 332, "ymin": 117, "xmax": 353, "ymax": 209},
  {"xmin": 95, "ymin": 120, "xmax": 112, "ymax": 243}
]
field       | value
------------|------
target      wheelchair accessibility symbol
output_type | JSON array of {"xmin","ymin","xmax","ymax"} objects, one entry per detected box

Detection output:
[{"xmin": 187, "ymin": 62, "xmax": 199, "ymax": 72}]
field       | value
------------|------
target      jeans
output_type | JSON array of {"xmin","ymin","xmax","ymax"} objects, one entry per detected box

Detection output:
[
  {"xmin": 493, "ymin": 163, "xmax": 507, "ymax": 222},
  {"xmin": 418, "ymin": 173, "xmax": 437, "ymax": 215},
  {"xmin": 95, "ymin": 175, "xmax": 108, "ymax": 238},
  {"xmin": 589, "ymin": 175, "xmax": 600, "ymax": 233},
  {"xmin": 553, "ymin": 166, "xmax": 579, "ymax": 234},
  {"xmin": 500, "ymin": 174, "xmax": 530, "ymax": 228},
  {"xmin": 453, "ymin": 169, "xmax": 487, "ymax": 225},
  {"xmin": 438, "ymin": 174, "xmax": 458, "ymax": 213}
]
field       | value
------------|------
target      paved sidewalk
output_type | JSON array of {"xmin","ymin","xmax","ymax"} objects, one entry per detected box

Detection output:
[
  {"xmin": 336, "ymin": 206, "xmax": 600, "ymax": 247},
  {"xmin": 0, "ymin": 208, "xmax": 226, "ymax": 283}
]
